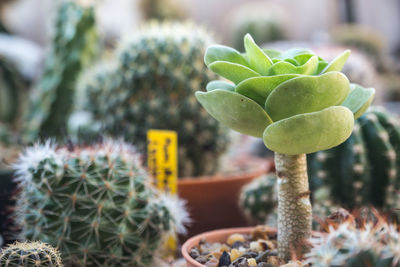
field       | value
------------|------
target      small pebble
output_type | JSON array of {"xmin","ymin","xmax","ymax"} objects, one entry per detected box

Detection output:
[
  {"xmin": 257, "ymin": 263, "xmax": 273, "ymax": 267},
  {"xmin": 227, "ymin": 234, "xmax": 246, "ymax": 246},
  {"xmin": 247, "ymin": 258, "xmax": 257, "ymax": 266},
  {"xmin": 255, "ymin": 250, "xmax": 269, "ymax": 263},
  {"xmin": 231, "ymin": 241, "xmax": 245, "ymax": 249},
  {"xmin": 280, "ymin": 260, "xmax": 303, "ymax": 267},
  {"xmin": 218, "ymin": 251, "xmax": 231, "ymax": 266},
  {"xmin": 205, "ymin": 258, "xmax": 219, "ymax": 267},
  {"xmin": 230, "ymin": 248, "xmax": 240, "ymax": 262},
  {"xmin": 189, "ymin": 247, "xmax": 200, "ymax": 259}
]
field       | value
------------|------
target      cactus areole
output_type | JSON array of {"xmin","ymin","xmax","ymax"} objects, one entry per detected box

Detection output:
[{"xmin": 195, "ymin": 33, "xmax": 375, "ymax": 261}]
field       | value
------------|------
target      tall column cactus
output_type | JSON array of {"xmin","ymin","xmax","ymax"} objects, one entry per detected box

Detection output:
[{"xmin": 196, "ymin": 34, "xmax": 374, "ymax": 261}]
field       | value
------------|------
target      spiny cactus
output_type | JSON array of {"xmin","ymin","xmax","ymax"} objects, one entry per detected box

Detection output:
[
  {"xmin": 308, "ymin": 107, "xmax": 400, "ymax": 209},
  {"xmin": 0, "ymin": 241, "xmax": 63, "ymax": 267},
  {"xmin": 14, "ymin": 140, "xmax": 189, "ymax": 266},
  {"xmin": 306, "ymin": 216, "xmax": 400, "ymax": 267},
  {"xmin": 78, "ymin": 22, "xmax": 229, "ymax": 177},
  {"xmin": 23, "ymin": 1, "xmax": 98, "ymax": 141}
]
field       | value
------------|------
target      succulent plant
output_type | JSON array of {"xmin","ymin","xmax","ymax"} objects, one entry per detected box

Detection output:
[
  {"xmin": 0, "ymin": 241, "xmax": 63, "ymax": 267},
  {"xmin": 23, "ymin": 1, "xmax": 98, "ymax": 142},
  {"xmin": 308, "ymin": 107, "xmax": 400, "ymax": 210},
  {"xmin": 306, "ymin": 216, "xmax": 400, "ymax": 267},
  {"xmin": 196, "ymin": 33, "xmax": 374, "ymax": 260},
  {"xmin": 14, "ymin": 140, "xmax": 189, "ymax": 266},
  {"xmin": 78, "ymin": 22, "xmax": 229, "ymax": 177}
]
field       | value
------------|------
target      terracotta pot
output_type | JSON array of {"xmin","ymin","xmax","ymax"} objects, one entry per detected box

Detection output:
[
  {"xmin": 182, "ymin": 226, "xmax": 276, "ymax": 267},
  {"xmin": 178, "ymin": 157, "xmax": 272, "ymax": 238}
]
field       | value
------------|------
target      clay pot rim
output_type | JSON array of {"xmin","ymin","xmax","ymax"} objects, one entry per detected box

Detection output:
[
  {"xmin": 178, "ymin": 156, "xmax": 272, "ymax": 185},
  {"xmin": 181, "ymin": 226, "xmax": 277, "ymax": 267}
]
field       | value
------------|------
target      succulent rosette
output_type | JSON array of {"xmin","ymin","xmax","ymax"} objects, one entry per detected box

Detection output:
[{"xmin": 196, "ymin": 34, "xmax": 375, "ymax": 155}]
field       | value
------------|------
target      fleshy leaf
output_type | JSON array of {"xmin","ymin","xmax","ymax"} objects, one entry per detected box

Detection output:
[
  {"xmin": 195, "ymin": 89, "xmax": 273, "ymax": 137},
  {"xmin": 206, "ymin": 80, "xmax": 235, "ymax": 92},
  {"xmin": 204, "ymin": 45, "xmax": 249, "ymax": 67},
  {"xmin": 244, "ymin": 34, "xmax": 273, "ymax": 75},
  {"xmin": 263, "ymin": 106, "xmax": 354, "ymax": 155},
  {"xmin": 274, "ymin": 48, "xmax": 313, "ymax": 60},
  {"xmin": 341, "ymin": 83, "xmax": 375, "ymax": 119},
  {"xmin": 267, "ymin": 55, "xmax": 319, "ymax": 75},
  {"xmin": 265, "ymin": 72, "xmax": 350, "ymax": 121},
  {"xmin": 209, "ymin": 61, "xmax": 260, "ymax": 84},
  {"xmin": 235, "ymin": 74, "xmax": 300, "ymax": 107},
  {"xmin": 321, "ymin": 50, "xmax": 351, "ymax": 74}
]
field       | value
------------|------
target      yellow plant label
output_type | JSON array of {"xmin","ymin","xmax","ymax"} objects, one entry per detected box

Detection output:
[
  {"xmin": 147, "ymin": 129, "xmax": 178, "ymax": 194},
  {"xmin": 147, "ymin": 129, "xmax": 178, "ymax": 256}
]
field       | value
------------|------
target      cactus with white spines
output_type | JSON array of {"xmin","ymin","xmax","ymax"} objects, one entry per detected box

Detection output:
[
  {"xmin": 78, "ymin": 22, "xmax": 229, "ymax": 177},
  {"xmin": 309, "ymin": 107, "xmax": 400, "ymax": 209},
  {"xmin": 14, "ymin": 140, "xmax": 189, "ymax": 267},
  {"xmin": 0, "ymin": 241, "xmax": 63, "ymax": 267},
  {"xmin": 306, "ymin": 216, "xmax": 400, "ymax": 267}
]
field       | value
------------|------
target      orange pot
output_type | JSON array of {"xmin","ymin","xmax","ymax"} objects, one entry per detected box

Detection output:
[
  {"xmin": 178, "ymin": 157, "xmax": 272, "ymax": 238},
  {"xmin": 181, "ymin": 226, "xmax": 276, "ymax": 267}
]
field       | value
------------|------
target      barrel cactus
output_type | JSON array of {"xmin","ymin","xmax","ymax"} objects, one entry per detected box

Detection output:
[
  {"xmin": 78, "ymin": 22, "xmax": 229, "ymax": 177},
  {"xmin": 0, "ymin": 241, "xmax": 63, "ymax": 267},
  {"xmin": 23, "ymin": 1, "xmax": 98, "ymax": 141},
  {"xmin": 196, "ymin": 33, "xmax": 374, "ymax": 260},
  {"xmin": 14, "ymin": 140, "xmax": 189, "ymax": 266},
  {"xmin": 308, "ymin": 107, "xmax": 400, "ymax": 209},
  {"xmin": 306, "ymin": 218, "xmax": 400, "ymax": 267}
]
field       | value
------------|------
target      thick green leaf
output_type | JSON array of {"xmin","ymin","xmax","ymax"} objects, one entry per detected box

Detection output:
[
  {"xmin": 235, "ymin": 74, "xmax": 299, "ymax": 106},
  {"xmin": 265, "ymin": 72, "xmax": 350, "ymax": 121},
  {"xmin": 244, "ymin": 34, "xmax": 272, "ymax": 75},
  {"xmin": 267, "ymin": 55, "xmax": 319, "ymax": 75},
  {"xmin": 274, "ymin": 48, "xmax": 313, "ymax": 60},
  {"xmin": 206, "ymin": 80, "xmax": 235, "ymax": 92},
  {"xmin": 263, "ymin": 106, "xmax": 354, "ymax": 155},
  {"xmin": 195, "ymin": 89, "xmax": 273, "ymax": 137},
  {"xmin": 341, "ymin": 83, "xmax": 375, "ymax": 119},
  {"xmin": 321, "ymin": 50, "xmax": 351, "ymax": 74},
  {"xmin": 209, "ymin": 61, "xmax": 260, "ymax": 84},
  {"xmin": 204, "ymin": 45, "xmax": 249, "ymax": 67}
]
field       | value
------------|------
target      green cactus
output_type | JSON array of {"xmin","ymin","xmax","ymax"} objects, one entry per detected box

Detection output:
[
  {"xmin": 77, "ymin": 22, "xmax": 229, "ymax": 177},
  {"xmin": 309, "ymin": 107, "xmax": 400, "ymax": 209},
  {"xmin": 306, "ymin": 217, "xmax": 400, "ymax": 267},
  {"xmin": 230, "ymin": 4, "xmax": 287, "ymax": 51},
  {"xmin": 23, "ymin": 1, "xmax": 98, "ymax": 142},
  {"xmin": 0, "ymin": 241, "xmax": 63, "ymax": 267},
  {"xmin": 196, "ymin": 33, "xmax": 374, "ymax": 260},
  {"xmin": 14, "ymin": 140, "xmax": 189, "ymax": 266}
]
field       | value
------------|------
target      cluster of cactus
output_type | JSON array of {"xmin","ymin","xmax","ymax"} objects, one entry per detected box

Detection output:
[
  {"xmin": 230, "ymin": 3, "xmax": 287, "ymax": 51},
  {"xmin": 23, "ymin": 1, "xmax": 98, "ymax": 142},
  {"xmin": 308, "ymin": 107, "xmax": 400, "ymax": 209},
  {"xmin": 14, "ymin": 140, "xmax": 189, "ymax": 266},
  {"xmin": 306, "ymin": 215, "xmax": 400, "ymax": 267},
  {"xmin": 77, "ymin": 22, "xmax": 229, "ymax": 177},
  {"xmin": 0, "ymin": 241, "xmax": 63, "ymax": 267}
]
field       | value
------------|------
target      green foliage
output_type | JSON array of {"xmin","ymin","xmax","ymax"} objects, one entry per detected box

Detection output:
[
  {"xmin": 14, "ymin": 141, "xmax": 188, "ymax": 266},
  {"xmin": 196, "ymin": 34, "xmax": 375, "ymax": 155},
  {"xmin": 78, "ymin": 22, "xmax": 229, "ymax": 177},
  {"xmin": 306, "ymin": 218, "xmax": 400, "ymax": 267},
  {"xmin": 23, "ymin": 1, "xmax": 98, "ymax": 142},
  {"xmin": 0, "ymin": 57, "xmax": 25, "ymax": 126},
  {"xmin": 308, "ymin": 107, "xmax": 400, "ymax": 209},
  {"xmin": 0, "ymin": 241, "xmax": 63, "ymax": 267}
]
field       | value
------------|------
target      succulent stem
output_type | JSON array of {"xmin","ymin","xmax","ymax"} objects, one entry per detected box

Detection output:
[{"xmin": 274, "ymin": 153, "xmax": 312, "ymax": 261}]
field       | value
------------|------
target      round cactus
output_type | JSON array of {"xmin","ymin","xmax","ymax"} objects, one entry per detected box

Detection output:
[
  {"xmin": 306, "ymin": 217, "xmax": 400, "ymax": 267},
  {"xmin": 239, "ymin": 174, "xmax": 277, "ymax": 224},
  {"xmin": 308, "ymin": 107, "xmax": 400, "ymax": 209},
  {"xmin": 14, "ymin": 140, "xmax": 189, "ymax": 266},
  {"xmin": 78, "ymin": 22, "xmax": 229, "ymax": 177},
  {"xmin": 0, "ymin": 241, "xmax": 63, "ymax": 267}
]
